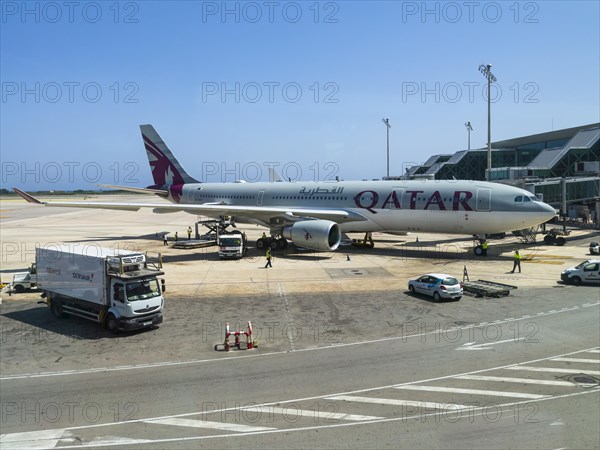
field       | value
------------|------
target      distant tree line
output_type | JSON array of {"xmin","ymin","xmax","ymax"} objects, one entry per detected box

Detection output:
[{"xmin": 0, "ymin": 188, "xmax": 136, "ymax": 195}]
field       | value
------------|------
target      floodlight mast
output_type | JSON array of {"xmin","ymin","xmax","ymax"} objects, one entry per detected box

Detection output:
[
  {"xmin": 479, "ymin": 64, "xmax": 497, "ymax": 181},
  {"xmin": 382, "ymin": 118, "xmax": 391, "ymax": 178},
  {"xmin": 465, "ymin": 121, "xmax": 473, "ymax": 150}
]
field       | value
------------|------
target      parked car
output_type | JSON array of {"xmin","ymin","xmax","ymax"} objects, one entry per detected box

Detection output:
[
  {"xmin": 561, "ymin": 259, "xmax": 600, "ymax": 285},
  {"xmin": 589, "ymin": 242, "xmax": 599, "ymax": 255},
  {"xmin": 408, "ymin": 273, "xmax": 463, "ymax": 301}
]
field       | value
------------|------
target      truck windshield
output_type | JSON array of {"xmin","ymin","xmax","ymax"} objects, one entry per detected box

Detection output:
[
  {"xmin": 126, "ymin": 279, "xmax": 160, "ymax": 301},
  {"xmin": 220, "ymin": 238, "xmax": 241, "ymax": 246}
]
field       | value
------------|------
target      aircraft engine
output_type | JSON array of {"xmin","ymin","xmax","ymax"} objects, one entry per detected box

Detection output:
[{"xmin": 282, "ymin": 220, "xmax": 341, "ymax": 251}]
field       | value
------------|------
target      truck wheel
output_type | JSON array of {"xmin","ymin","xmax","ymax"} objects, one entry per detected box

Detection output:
[
  {"xmin": 556, "ymin": 237, "xmax": 566, "ymax": 246},
  {"xmin": 13, "ymin": 284, "xmax": 25, "ymax": 294},
  {"xmin": 51, "ymin": 300, "xmax": 65, "ymax": 318},
  {"xmin": 473, "ymin": 246, "xmax": 483, "ymax": 256},
  {"xmin": 256, "ymin": 239, "xmax": 265, "ymax": 250},
  {"xmin": 105, "ymin": 314, "xmax": 119, "ymax": 333},
  {"xmin": 544, "ymin": 234, "xmax": 555, "ymax": 245},
  {"xmin": 571, "ymin": 276, "xmax": 582, "ymax": 286}
]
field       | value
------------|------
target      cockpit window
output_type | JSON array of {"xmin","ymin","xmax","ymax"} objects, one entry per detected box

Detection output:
[
  {"xmin": 514, "ymin": 196, "xmax": 523, "ymax": 202},
  {"xmin": 529, "ymin": 196, "xmax": 538, "ymax": 202},
  {"xmin": 523, "ymin": 196, "xmax": 531, "ymax": 202}
]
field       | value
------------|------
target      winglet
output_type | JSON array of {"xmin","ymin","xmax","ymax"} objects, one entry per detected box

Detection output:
[{"xmin": 12, "ymin": 188, "xmax": 43, "ymax": 204}]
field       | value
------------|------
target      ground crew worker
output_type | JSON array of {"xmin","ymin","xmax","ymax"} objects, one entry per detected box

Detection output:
[
  {"xmin": 510, "ymin": 250, "xmax": 522, "ymax": 273},
  {"xmin": 175, "ymin": 231, "xmax": 178, "ymax": 242},
  {"xmin": 482, "ymin": 239, "xmax": 488, "ymax": 256},
  {"xmin": 163, "ymin": 233, "xmax": 168, "ymax": 246},
  {"xmin": 187, "ymin": 226, "xmax": 192, "ymax": 240},
  {"xmin": 264, "ymin": 247, "xmax": 272, "ymax": 268},
  {"xmin": 262, "ymin": 232, "xmax": 267, "ymax": 240}
]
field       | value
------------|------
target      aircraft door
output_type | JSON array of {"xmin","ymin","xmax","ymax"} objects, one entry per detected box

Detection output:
[
  {"xmin": 257, "ymin": 190, "xmax": 265, "ymax": 206},
  {"xmin": 476, "ymin": 189, "xmax": 491, "ymax": 211}
]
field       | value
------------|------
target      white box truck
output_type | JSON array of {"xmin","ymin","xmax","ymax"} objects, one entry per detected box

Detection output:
[
  {"xmin": 36, "ymin": 245, "xmax": 165, "ymax": 332},
  {"xmin": 218, "ymin": 231, "xmax": 248, "ymax": 259}
]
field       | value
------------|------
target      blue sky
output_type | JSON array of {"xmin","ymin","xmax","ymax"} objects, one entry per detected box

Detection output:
[{"xmin": 1, "ymin": 1, "xmax": 599, "ymax": 190}]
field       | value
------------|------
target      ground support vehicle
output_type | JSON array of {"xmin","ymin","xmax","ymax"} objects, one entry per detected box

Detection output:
[
  {"xmin": 11, "ymin": 263, "xmax": 37, "ymax": 293},
  {"xmin": 542, "ymin": 228, "xmax": 569, "ymax": 246},
  {"xmin": 36, "ymin": 245, "xmax": 165, "ymax": 332},
  {"xmin": 218, "ymin": 231, "xmax": 248, "ymax": 259},
  {"xmin": 561, "ymin": 259, "xmax": 600, "ymax": 285}
]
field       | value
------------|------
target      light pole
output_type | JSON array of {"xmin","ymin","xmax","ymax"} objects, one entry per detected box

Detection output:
[
  {"xmin": 479, "ymin": 64, "xmax": 497, "ymax": 181},
  {"xmin": 382, "ymin": 118, "xmax": 391, "ymax": 178},
  {"xmin": 465, "ymin": 121, "xmax": 473, "ymax": 150}
]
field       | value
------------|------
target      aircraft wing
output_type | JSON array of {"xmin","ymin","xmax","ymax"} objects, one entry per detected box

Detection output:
[
  {"xmin": 12, "ymin": 188, "xmax": 365, "ymax": 224},
  {"xmin": 98, "ymin": 184, "xmax": 169, "ymax": 197}
]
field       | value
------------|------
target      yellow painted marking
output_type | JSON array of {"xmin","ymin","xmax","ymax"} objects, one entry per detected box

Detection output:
[
  {"xmin": 525, "ymin": 254, "xmax": 574, "ymax": 259},
  {"xmin": 524, "ymin": 260, "xmax": 566, "ymax": 265}
]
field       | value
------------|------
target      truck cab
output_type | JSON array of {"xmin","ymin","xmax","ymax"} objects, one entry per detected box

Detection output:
[
  {"xmin": 107, "ymin": 275, "xmax": 164, "ymax": 331},
  {"xmin": 218, "ymin": 232, "xmax": 247, "ymax": 259},
  {"xmin": 103, "ymin": 253, "xmax": 165, "ymax": 331}
]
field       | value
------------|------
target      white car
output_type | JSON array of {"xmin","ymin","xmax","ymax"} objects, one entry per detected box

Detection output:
[
  {"xmin": 408, "ymin": 273, "xmax": 463, "ymax": 301},
  {"xmin": 561, "ymin": 259, "xmax": 600, "ymax": 285},
  {"xmin": 589, "ymin": 242, "xmax": 599, "ymax": 255}
]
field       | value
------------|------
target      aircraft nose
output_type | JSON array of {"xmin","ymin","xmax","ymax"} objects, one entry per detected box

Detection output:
[{"xmin": 540, "ymin": 201, "xmax": 557, "ymax": 221}]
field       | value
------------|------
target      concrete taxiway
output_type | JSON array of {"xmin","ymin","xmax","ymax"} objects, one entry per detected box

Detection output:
[{"xmin": 1, "ymin": 194, "xmax": 598, "ymax": 449}]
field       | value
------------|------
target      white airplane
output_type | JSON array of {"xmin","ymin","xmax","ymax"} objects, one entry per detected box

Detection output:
[{"xmin": 13, "ymin": 125, "xmax": 556, "ymax": 252}]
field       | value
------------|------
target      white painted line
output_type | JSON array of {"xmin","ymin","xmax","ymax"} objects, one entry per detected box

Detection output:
[
  {"xmin": 394, "ymin": 385, "xmax": 547, "ymax": 399},
  {"xmin": 326, "ymin": 395, "xmax": 469, "ymax": 410},
  {"xmin": 81, "ymin": 436, "xmax": 154, "ymax": 447},
  {"xmin": 242, "ymin": 406, "xmax": 383, "ymax": 422},
  {"xmin": 2, "ymin": 350, "xmax": 599, "ymax": 450},
  {"xmin": 145, "ymin": 418, "xmax": 276, "ymax": 433},
  {"xmin": 0, "ymin": 428, "xmax": 66, "ymax": 449},
  {"xmin": 455, "ymin": 375, "xmax": 594, "ymax": 387},
  {"xmin": 506, "ymin": 366, "xmax": 600, "ymax": 375},
  {"xmin": 585, "ymin": 349, "xmax": 600, "ymax": 353},
  {"xmin": 277, "ymin": 283, "xmax": 296, "ymax": 352},
  {"xmin": 457, "ymin": 337, "xmax": 526, "ymax": 351},
  {"xmin": 550, "ymin": 357, "xmax": 600, "ymax": 364}
]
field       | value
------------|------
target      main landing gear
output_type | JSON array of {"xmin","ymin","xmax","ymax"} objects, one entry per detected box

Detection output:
[{"xmin": 256, "ymin": 235, "xmax": 288, "ymax": 250}]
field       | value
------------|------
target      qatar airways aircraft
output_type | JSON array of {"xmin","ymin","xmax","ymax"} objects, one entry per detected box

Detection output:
[{"xmin": 13, "ymin": 125, "xmax": 556, "ymax": 252}]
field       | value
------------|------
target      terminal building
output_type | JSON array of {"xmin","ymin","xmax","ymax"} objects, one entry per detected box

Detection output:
[{"xmin": 402, "ymin": 123, "xmax": 600, "ymax": 224}]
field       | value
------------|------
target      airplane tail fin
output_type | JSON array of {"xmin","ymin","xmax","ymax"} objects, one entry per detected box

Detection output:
[{"xmin": 140, "ymin": 124, "xmax": 199, "ymax": 187}]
